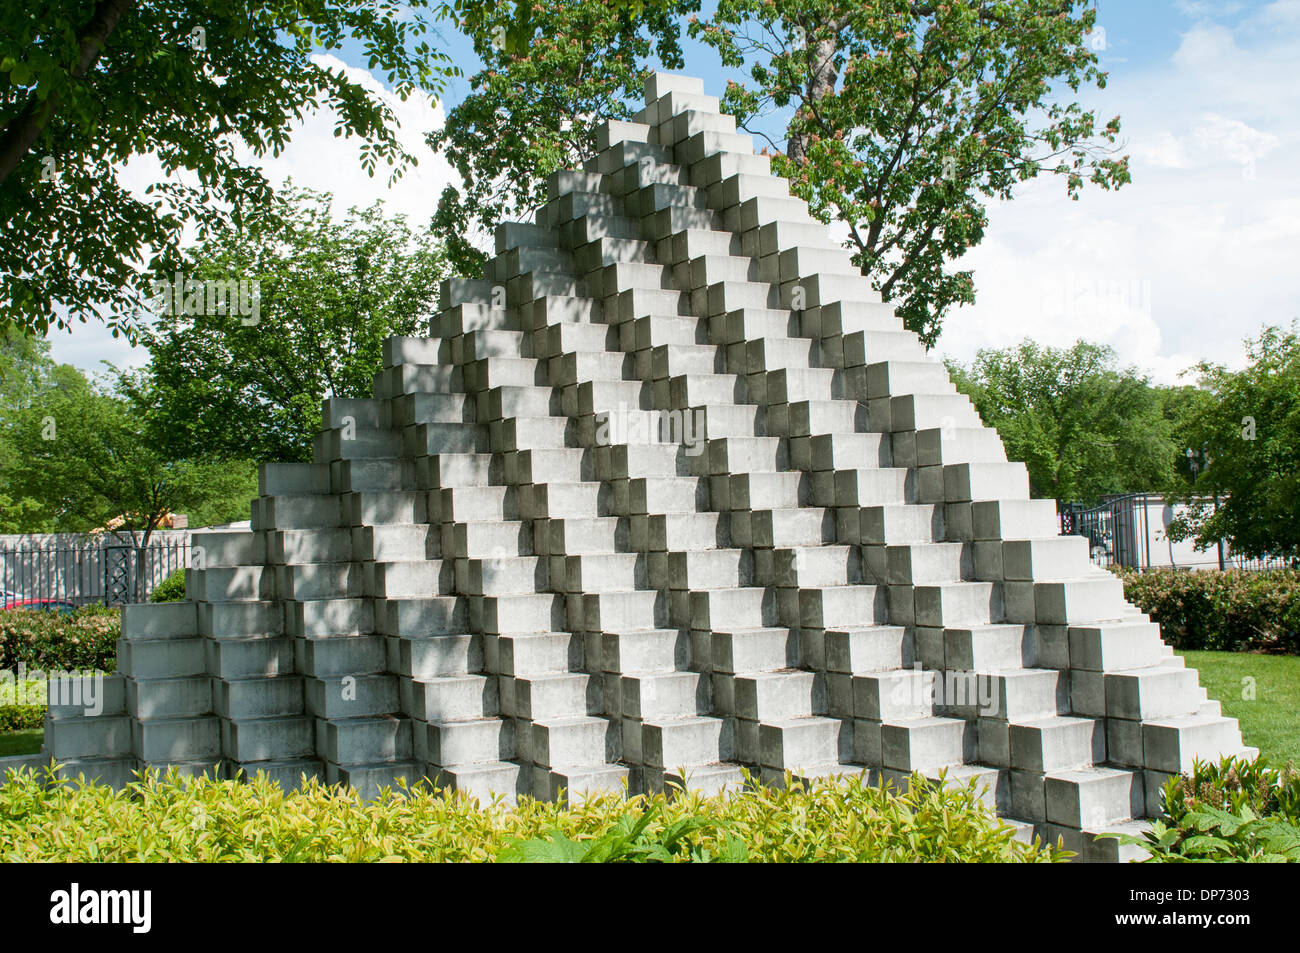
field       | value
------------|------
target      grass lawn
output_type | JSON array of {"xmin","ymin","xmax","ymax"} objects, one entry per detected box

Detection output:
[
  {"xmin": 0, "ymin": 728, "xmax": 43, "ymax": 759},
  {"xmin": 1180, "ymin": 650, "xmax": 1300, "ymax": 765}
]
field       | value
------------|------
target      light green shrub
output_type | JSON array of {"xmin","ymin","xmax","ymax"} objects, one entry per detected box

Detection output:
[{"xmin": 0, "ymin": 767, "xmax": 1065, "ymax": 863}]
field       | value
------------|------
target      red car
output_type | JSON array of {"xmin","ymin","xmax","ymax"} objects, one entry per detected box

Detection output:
[{"xmin": 1, "ymin": 598, "xmax": 79, "ymax": 615}]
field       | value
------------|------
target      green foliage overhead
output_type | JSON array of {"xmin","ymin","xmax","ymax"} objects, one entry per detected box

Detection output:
[
  {"xmin": 0, "ymin": 768, "xmax": 1064, "ymax": 862},
  {"xmin": 0, "ymin": 0, "xmax": 463, "ymax": 340},
  {"xmin": 1166, "ymin": 324, "xmax": 1300, "ymax": 562},
  {"xmin": 431, "ymin": 1, "xmax": 698, "ymax": 276},
  {"xmin": 434, "ymin": 2, "xmax": 1129, "ymax": 344},
  {"xmin": 949, "ymin": 339, "xmax": 1178, "ymax": 505},
  {"xmin": 696, "ymin": 0, "xmax": 1130, "ymax": 345},
  {"xmin": 138, "ymin": 185, "xmax": 449, "ymax": 463}
]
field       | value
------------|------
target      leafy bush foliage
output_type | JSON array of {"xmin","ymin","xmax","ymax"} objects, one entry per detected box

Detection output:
[
  {"xmin": 1117, "ymin": 568, "xmax": 1300, "ymax": 654},
  {"xmin": 0, "ymin": 605, "xmax": 120, "ymax": 673},
  {"xmin": 1161, "ymin": 756, "xmax": 1300, "ymax": 824},
  {"xmin": 1109, "ymin": 757, "xmax": 1300, "ymax": 862},
  {"xmin": 0, "ymin": 768, "xmax": 1064, "ymax": 863},
  {"xmin": 497, "ymin": 802, "xmax": 749, "ymax": 863},
  {"xmin": 0, "ymin": 706, "xmax": 43, "ymax": 731},
  {"xmin": 150, "ymin": 569, "xmax": 188, "ymax": 604}
]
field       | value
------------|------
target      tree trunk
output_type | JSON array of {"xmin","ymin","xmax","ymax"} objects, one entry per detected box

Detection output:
[
  {"xmin": 786, "ymin": 35, "xmax": 840, "ymax": 166},
  {"xmin": 134, "ymin": 524, "xmax": 156, "ymax": 604}
]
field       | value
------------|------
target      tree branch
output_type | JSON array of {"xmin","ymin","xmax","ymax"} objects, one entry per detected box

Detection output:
[{"xmin": 0, "ymin": 0, "xmax": 137, "ymax": 186}]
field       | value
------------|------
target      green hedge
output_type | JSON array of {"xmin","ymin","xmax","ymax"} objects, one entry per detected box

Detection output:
[
  {"xmin": 0, "ymin": 769, "xmax": 1064, "ymax": 863},
  {"xmin": 1110, "ymin": 756, "xmax": 1300, "ymax": 862},
  {"xmin": 1116, "ymin": 568, "xmax": 1300, "ymax": 654},
  {"xmin": 0, "ymin": 605, "xmax": 120, "ymax": 673},
  {"xmin": 0, "ymin": 705, "xmax": 43, "ymax": 731}
]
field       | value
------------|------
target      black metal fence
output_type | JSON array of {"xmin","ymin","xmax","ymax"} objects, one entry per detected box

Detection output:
[
  {"xmin": 1060, "ymin": 494, "xmax": 1154, "ymax": 568},
  {"xmin": 1060, "ymin": 494, "xmax": 1293, "ymax": 572},
  {"xmin": 1, "ymin": 538, "xmax": 190, "ymax": 607}
]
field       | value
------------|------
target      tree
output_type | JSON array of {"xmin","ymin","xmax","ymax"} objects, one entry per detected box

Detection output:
[
  {"xmin": 138, "ymin": 186, "xmax": 449, "ymax": 463},
  {"xmin": 949, "ymin": 339, "xmax": 1177, "ymax": 505},
  {"xmin": 0, "ymin": 327, "xmax": 53, "ymax": 463},
  {"xmin": 3, "ymin": 358, "xmax": 255, "ymax": 594},
  {"xmin": 1155, "ymin": 381, "xmax": 1216, "ymax": 489},
  {"xmin": 1166, "ymin": 324, "xmax": 1300, "ymax": 562},
  {"xmin": 694, "ymin": 0, "xmax": 1130, "ymax": 345},
  {"xmin": 0, "ymin": 329, "xmax": 59, "ymax": 531},
  {"xmin": 0, "ymin": 0, "xmax": 468, "ymax": 340},
  {"xmin": 432, "ymin": 2, "xmax": 1128, "ymax": 345},
  {"xmin": 430, "ymin": 1, "xmax": 697, "ymax": 276}
]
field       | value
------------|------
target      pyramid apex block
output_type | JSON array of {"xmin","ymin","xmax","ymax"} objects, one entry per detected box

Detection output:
[{"xmin": 645, "ymin": 72, "xmax": 704, "ymax": 102}]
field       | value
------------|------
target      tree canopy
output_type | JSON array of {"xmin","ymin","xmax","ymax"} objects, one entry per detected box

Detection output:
[
  {"xmin": 949, "ymin": 339, "xmax": 1180, "ymax": 505},
  {"xmin": 139, "ymin": 185, "xmax": 449, "ymax": 463},
  {"xmin": 1166, "ymin": 324, "xmax": 1300, "ymax": 562},
  {"xmin": 431, "ymin": 0, "xmax": 698, "ymax": 276},
  {"xmin": 0, "ymin": 335, "xmax": 254, "ymax": 541},
  {"xmin": 697, "ymin": 0, "xmax": 1130, "ymax": 345},
  {"xmin": 432, "ymin": 0, "xmax": 1128, "ymax": 343},
  {"xmin": 0, "ymin": 0, "xmax": 466, "ymax": 340}
]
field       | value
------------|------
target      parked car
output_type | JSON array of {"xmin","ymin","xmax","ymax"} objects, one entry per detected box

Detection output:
[{"xmin": 1, "ymin": 598, "xmax": 79, "ymax": 615}]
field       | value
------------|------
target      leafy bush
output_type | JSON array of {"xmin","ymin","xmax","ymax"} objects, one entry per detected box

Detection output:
[
  {"xmin": 1160, "ymin": 756, "xmax": 1300, "ymax": 823},
  {"xmin": 0, "ymin": 706, "xmax": 44, "ymax": 732},
  {"xmin": 150, "ymin": 568, "xmax": 188, "ymax": 603},
  {"xmin": 1116, "ymin": 568, "xmax": 1300, "ymax": 654},
  {"xmin": 1109, "ymin": 756, "xmax": 1300, "ymax": 862},
  {"xmin": 0, "ymin": 768, "xmax": 1065, "ymax": 863},
  {"xmin": 1133, "ymin": 804, "xmax": 1300, "ymax": 861},
  {"xmin": 0, "ymin": 605, "xmax": 120, "ymax": 673},
  {"xmin": 497, "ymin": 802, "xmax": 749, "ymax": 863}
]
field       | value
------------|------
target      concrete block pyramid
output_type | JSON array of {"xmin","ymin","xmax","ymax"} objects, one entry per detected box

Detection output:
[{"xmin": 38, "ymin": 73, "xmax": 1252, "ymax": 860}]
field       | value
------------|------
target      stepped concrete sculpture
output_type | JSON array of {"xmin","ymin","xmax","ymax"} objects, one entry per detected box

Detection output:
[{"xmin": 24, "ymin": 73, "xmax": 1253, "ymax": 862}]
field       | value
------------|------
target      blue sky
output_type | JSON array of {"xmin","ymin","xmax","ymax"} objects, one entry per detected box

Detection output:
[{"xmin": 52, "ymin": 0, "xmax": 1300, "ymax": 385}]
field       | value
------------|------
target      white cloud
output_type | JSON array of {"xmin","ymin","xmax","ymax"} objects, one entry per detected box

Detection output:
[
  {"xmin": 1255, "ymin": 0, "xmax": 1300, "ymax": 27},
  {"xmin": 46, "ymin": 54, "xmax": 458, "ymax": 373},
  {"xmin": 1131, "ymin": 130, "xmax": 1190, "ymax": 169},
  {"xmin": 938, "ymin": 6, "xmax": 1300, "ymax": 385},
  {"xmin": 231, "ymin": 54, "xmax": 457, "ymax": 222},
  {"xmin": 1188, "ymin": 112, "xmax": 1280, "ymax": 165}
]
